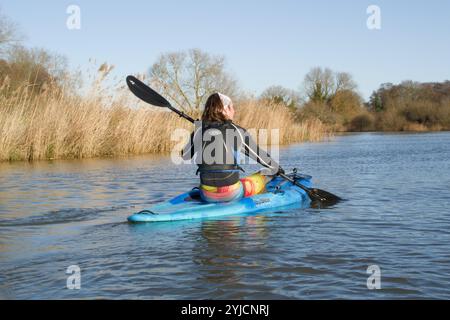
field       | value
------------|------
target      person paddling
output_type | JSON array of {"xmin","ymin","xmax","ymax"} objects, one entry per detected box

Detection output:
[{"xmin": 182, "ymin": 92, "xmax": 284, "ymax": 203}]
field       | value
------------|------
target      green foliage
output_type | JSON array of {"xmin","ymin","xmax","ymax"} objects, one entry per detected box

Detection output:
[{"xmin": 369, "ymin": 92, "xmax": 383, "ymax": 112}]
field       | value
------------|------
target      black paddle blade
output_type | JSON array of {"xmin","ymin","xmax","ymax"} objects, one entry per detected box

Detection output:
[
  {"xmin": 309, "ymin": 188, "xmax": 342, "ymax": 209},
  {"xmin": 126, "ymin": 76, "xmax": 171, "ymax": 108}
]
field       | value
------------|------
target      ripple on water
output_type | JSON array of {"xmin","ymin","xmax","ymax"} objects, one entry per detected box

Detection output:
[{"xmin": 1, "ymin": 133, "xmax": 450, "ymax": 298}]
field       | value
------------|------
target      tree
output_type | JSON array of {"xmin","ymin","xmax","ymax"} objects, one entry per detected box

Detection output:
[
  {"xmin": 260, "ymin": 85, "xmax": 301, "ymax": 109},
  {"xmin": 1, "ymin": 46, "xmax": 68, "ymax": 93},
  {"xmin": 330, "ymin": 89, "xmax": 364, "ymax": 124},
  {"xmin": 335, "ymin": 72, "xmax": 357, "ymax": 93},
  {"xmin": 303, "ymin": 67, "xmax": 334, "ymax": 103},
  {"xmin": 302, "ymin": 67, "xmax": 357, "ymax": 103},
  {"xmin": 368, "ymin": 91, "xmax": 383, "ymax": 112},
  {"xmin": 368, "ymin": 83, "xmax": 393, "ymax": 112},
  {"xmin": 0, "ymin": 8, "xmax": 22, "ymax": 56},
  {"xmin": 148, "ymin": 49, "xmax": 238, "ymax": 112}
]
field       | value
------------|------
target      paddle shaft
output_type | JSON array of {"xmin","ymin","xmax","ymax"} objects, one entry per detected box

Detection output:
[
  {"xmin": 167, "ymin": 105, "xmax": 196, "ymax": 123},
  {"xmin": 278, "ymin": 172, "xmax": 325, "ymax": 202}
]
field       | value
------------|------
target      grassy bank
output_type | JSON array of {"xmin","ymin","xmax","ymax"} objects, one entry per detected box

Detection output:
[{"xmin": 0, "ymin": 82, "xmax": 330, "ymax": 162}]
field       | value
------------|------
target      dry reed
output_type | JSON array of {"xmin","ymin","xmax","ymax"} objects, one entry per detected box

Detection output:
[{"xmin": 0, "ymin": 80, "xmax": 330, "ymax": 162}]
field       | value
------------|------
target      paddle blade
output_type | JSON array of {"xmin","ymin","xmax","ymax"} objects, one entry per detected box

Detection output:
[
  {"xmin": 126, "ymin": 76, "xmax": 171, "ymax": 108},
  {"xmin": 308, "ymin": 188, "xmax": 342, "ymax": 209}
]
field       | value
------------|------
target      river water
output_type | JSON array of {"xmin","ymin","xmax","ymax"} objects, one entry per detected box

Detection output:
[{"xmin": 1, "ymin": 132, "xmax": 449, "ymax": 299}]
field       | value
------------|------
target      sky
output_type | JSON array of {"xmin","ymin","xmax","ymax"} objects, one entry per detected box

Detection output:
[{"xmin": 1, "ymin": 0, "xmax": 450, "ymax": 100}]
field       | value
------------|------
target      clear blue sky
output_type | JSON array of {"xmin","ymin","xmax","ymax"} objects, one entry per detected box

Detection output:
[{"xmin": 2, "ymin": 0, "xmax": 449, "ymax": 100}]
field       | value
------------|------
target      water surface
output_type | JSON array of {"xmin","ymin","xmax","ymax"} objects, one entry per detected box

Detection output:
[{"xmin": 1, "ymin": 132, "xmax": 450, "ymax": 299}]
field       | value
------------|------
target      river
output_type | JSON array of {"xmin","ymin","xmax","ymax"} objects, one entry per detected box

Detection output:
[{"xmin": 1, "ymin": 132, "xmax": 450, "ymax": 299}]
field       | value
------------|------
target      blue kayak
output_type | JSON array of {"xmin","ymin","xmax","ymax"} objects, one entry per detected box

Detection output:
[{"xmin": 127, "ymin": 173, "xmax": 312, "ymax": 223}]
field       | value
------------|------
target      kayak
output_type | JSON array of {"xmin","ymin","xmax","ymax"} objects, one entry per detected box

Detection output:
[{"xmin": 127, "ymin": 173, "xmax": 312, "ymax": 223}]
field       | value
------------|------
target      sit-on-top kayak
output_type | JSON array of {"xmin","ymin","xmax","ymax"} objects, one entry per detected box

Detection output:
[{"xmin": 127, "ymin": 172, "xmax": 312, "ymax": 223}]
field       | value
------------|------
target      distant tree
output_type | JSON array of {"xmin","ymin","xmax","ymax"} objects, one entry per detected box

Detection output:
[
  {"xmin": 335, "ymin": 72, "xmax": 357, "ymax": 93},
  {"xmin": 1, "ymin": 46, "xmax": 67, "ymax": 93},
  {"xmin": 368, "ymin": 82, "xmax": 394, "ymax": 112},
  {"xmin": 260, "ymin": 85, "xmax": 301, "ymax": 109},
  {"xmin": 368, "ymin": 80, "xmax": 450, "ymax": 131},
  {"xmin": 368, "ymin": 91, "xmax": 383, "ymax": 112},
  {"xmin": 0, "ymin": 10, "xmax": 68, "ymax": 94},
  {"xmin": 148, "ymin": 48, "xmax": 239, "ymax": 112},
  {"xmin": 302, "ymin": 67, "xmax": 356, "ymax": 103},
  {"xmin": 330, "ymin": 89, "xmax": 364, "ymax": 122},
  {"xmin": 296, "ymin": 100, "xmax": 339, "ymax": 127},
  {"xmin": 0, "ymin": 8, "xmax": 22, "ymax": 55},
  {"xmin": 303, "ymin": 67, "xmax": 334, "ymax": 103},
  {"xmin": 349, "ymin": 112, "xmax": 375, "ymax": 132}
]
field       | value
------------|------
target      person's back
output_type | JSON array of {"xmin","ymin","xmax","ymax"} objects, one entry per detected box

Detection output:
[{"xmin": 182, "ymin": 93, "xmax": 283, "ymax": 203}]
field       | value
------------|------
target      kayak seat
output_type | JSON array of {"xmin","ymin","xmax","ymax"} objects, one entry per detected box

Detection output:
[
  {"xmin": 136, "ymin": 210, "xmax": 158, "ymax": 215},
  {"xmin": 184, "ymin": 188, "xmax": 203, "ymax": 202}
]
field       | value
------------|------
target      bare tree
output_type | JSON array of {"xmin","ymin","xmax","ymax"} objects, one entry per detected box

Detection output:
[
  {"xmin": 149, "ymin": 49, "xmax": 238, "ymax": 112},
  {"xmin": 260, "ymin": 85, "xmax": 302, "ymax": 109},
  {"xmin": 302, "ymin": 67, "xmax": 357, "ymax": 103},
  {"xmin": 1, "ymin": 45, "xmax": 68, "ymax": 93},
  {"xmin": 335, "ymin": 72, "xmax": 357, "ymax": 94},
  {"xmin": 303, "ymin": 67, "xmax": 334, "ymax": 103},
  {"xmin": 0, "ymin": 9, "xmax": 22, "ymax": 55}
]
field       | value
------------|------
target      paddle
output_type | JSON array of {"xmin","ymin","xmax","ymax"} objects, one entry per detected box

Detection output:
[
  {"xmin": 126, "ymin": 76, "xmax": 196, "ymax": 123},
  {"xmin": 277, "ymin": 171, "xmax": 341, "ymax": 208},
  {"xmin": 126, "ymin": 75, "xmax": 342, "ymax": 208}
]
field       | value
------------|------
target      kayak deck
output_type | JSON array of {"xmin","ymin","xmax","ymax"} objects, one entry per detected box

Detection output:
[{"xmin": 128, "ymin": 174, "xmax": 312, "ymax": 223}]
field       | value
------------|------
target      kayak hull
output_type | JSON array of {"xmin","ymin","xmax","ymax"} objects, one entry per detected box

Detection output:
[{"xmin": 127, "ymin": 174, "xmax": 312, "ymax": 223}]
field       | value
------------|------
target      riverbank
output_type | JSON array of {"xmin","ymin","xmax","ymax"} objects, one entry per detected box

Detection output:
[
  {"xmin": 0, "ymin": 85, "xmax": 330, "ymax": 162},
  {"xmin": 2, "ymin": 82, "xmax": 449, "ymax": 163}
]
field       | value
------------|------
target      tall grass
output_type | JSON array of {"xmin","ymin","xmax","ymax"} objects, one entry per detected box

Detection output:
[
  {"xmin": 0, "ymin": 79, "xmax": 330, "ymax": 162},
  {"xmin": 235, "ymin": 99, "xmax": 331, "ymax": 143}
]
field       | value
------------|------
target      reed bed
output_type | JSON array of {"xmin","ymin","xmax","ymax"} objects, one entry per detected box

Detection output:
[
  {"xmin": 235, "ymin": 100, "xmax": 331, "ymax": 144},
  {"xmin": 0, "ymin": 82, "xmax": 330, "ymax": 162}
]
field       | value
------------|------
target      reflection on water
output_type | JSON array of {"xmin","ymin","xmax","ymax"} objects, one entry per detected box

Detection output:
[
  {"xmin": 1, "ymin": 132, "xmax": 450, "ymax": 299},
  {"xmin": 194, "ymin": 217, "xmax": 270, "ymax": 292}
]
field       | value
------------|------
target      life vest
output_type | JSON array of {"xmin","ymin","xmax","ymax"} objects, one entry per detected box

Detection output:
[{"xmin": 182, "ymin": 120, "xmax": 279, "ymax": 187}]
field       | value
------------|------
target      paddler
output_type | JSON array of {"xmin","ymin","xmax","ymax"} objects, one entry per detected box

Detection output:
[{"xmin": 182, "ymin": 93, "xmax": 284, "ymax": 203}]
